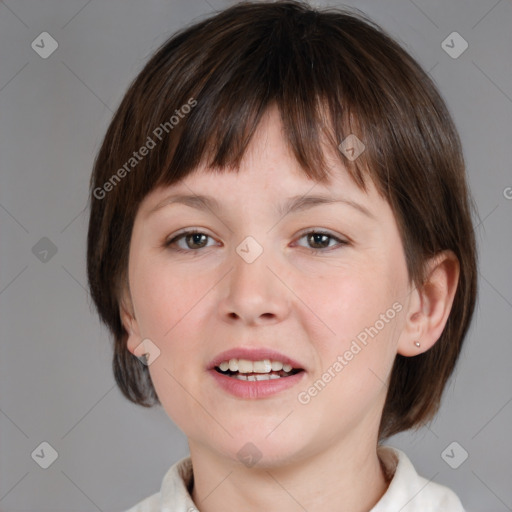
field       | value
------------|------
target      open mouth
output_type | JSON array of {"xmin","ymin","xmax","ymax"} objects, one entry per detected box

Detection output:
[{"xmin": 214, "ymin": 367, "xmax": 304, "ymax": 381}]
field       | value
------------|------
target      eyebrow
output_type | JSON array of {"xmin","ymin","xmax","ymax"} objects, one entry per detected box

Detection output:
[{"xmin": 147, "ymin": 193, "xmax": 375, "ymax": 220}]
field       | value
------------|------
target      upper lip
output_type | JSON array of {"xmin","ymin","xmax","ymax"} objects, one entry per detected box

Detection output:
[{"xmin": 208, "ymin": 347, "xmax": 306, "ymax": 371}]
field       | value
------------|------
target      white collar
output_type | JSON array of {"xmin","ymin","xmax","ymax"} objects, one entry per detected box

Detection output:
[
  {"xmin": 370, "ymin": 445, "xmax": 465, "ymax": 511},
  {"xmin": 126, "ymin": 445, "xmax": 465, "ymax": 511}
]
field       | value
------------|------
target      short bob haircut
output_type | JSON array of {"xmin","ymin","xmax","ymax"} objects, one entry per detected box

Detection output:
[{"xmin": 87, "ymin": 0, "xmax": 478, "ymax": 440}]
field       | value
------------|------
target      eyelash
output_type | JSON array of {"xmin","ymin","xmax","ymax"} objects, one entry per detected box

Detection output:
[{"xmin": 164, "ymin": 229, "xmax": 348, "ymax": 255}]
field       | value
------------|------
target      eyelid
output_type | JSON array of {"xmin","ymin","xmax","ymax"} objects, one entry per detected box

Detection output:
[
  {"xmin": 164, "ymin": 228, "xmax": 218, "ymax": 248},
  {"xmin": 295, "ymin": 227, "xmax": 345, "ymax": 240}
]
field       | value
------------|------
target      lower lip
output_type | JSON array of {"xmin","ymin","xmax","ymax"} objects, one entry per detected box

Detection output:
[{"xmin": 208, "ymin": 369, "xmax": 306, "ymax": 399}]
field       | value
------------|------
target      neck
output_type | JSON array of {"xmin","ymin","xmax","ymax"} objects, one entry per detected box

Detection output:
[{"xmin": 189, "ymin": 435, "xmax": 390, "ymax": 512}]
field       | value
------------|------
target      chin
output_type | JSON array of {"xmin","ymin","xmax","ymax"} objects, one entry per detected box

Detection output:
[{"xmin": 218, "ymin": 434, "xmax": 307, "ymax": 470}]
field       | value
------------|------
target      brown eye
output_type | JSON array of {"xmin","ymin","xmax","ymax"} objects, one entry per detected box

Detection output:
[
  {"xmin": 165, "ymin": 230, "xmax": 215, "ymax": 252},
  {"xmin": 182, "ymin": 232, "xmax": 209, "ymax": 249},
  {"xmin": 295, "ymin": 230, "xmax": 348, "ymax": 253},
  {"xmin": 307, "ymin": 233, "xmax": 331, "ymax": 249}
]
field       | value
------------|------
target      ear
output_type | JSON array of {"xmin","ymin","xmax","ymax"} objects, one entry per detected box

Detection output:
[
  {"xmin": 397, "ymin": 250, "xmax": 460, "ymax": 356},
  {"xmin": 119, "ymin": 284, "xmax": 144, "ymax": 358}
]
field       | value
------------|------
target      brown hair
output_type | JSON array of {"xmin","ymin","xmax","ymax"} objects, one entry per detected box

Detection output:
[{"xmin": 86, "ymin": 0, "xmax": 478, "ymax": 440}]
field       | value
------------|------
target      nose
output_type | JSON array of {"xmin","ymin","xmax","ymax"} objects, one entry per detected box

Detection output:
[{"xmin": 217, "ymin": 242, "xmax": 291, "ymax": 326}]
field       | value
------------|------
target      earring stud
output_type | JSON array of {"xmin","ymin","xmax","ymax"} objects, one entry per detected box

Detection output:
[{"xmin": 414, "ymin": 341, "xmax": 421, "ymax": 347}]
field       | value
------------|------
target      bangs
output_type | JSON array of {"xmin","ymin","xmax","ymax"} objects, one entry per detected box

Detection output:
[{"xmin": 138, "ymin": 5, "xmax": 396, "ymax": 197}]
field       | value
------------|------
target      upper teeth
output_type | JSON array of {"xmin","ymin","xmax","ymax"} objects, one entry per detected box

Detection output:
[{"xmin": 218, "ymin": 359, "xmax": 293, "ymax": 373}]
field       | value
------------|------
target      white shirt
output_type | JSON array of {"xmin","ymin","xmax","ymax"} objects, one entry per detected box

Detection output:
[{"xmin": 124, "ymin": 445, "xmax": 465, "ymax": 512}]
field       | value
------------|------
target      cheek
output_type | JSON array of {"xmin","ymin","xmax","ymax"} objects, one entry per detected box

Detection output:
[
  {"xmin": 130, "ymin": 257, "xmax": 210, "ymax": 337},
  {"xmin": 301, "ymin": 278, "xmax": 400, "ymax": 427},
  {"xmin": 301, "ymin": 265, "xmax": 402, "ymax": 388},
  {"xmin": 295, "ymin": 264, "xmax": 392, "ymax": 342},
  {"xmin": 131, "ymin": 262, "xmax": 209, "ymax": 426}
]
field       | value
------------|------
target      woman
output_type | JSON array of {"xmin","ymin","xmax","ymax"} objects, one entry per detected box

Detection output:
[{"xmin": 87, "ymin": 2, "xmax": 478, "ymax": 510}]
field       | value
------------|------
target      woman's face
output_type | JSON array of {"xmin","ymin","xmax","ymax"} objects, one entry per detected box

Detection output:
[{"xmin": 123, "ymin": 107, "xmax": 413, "ymax": 466}]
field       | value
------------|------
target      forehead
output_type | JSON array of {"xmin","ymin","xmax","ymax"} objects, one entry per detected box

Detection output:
[{"xmin": 139, "ymin": 107, "xmax": 381, "ymax": 215}]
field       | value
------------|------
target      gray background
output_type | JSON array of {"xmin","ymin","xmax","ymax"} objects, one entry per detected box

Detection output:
[{"xmin": 0, "ymin": 0, "xmax": 511, "ymax": 511}]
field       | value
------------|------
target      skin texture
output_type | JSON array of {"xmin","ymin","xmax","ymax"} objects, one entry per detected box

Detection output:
[{"xmin": 121, "ymin": 107, "xmax": 459, "ymax": 512}]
